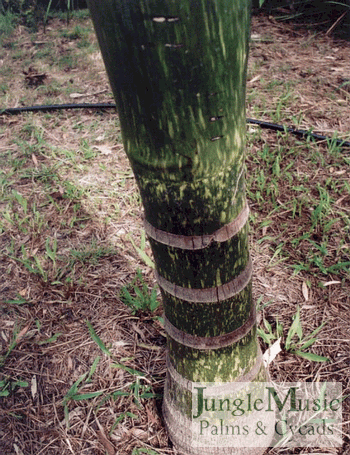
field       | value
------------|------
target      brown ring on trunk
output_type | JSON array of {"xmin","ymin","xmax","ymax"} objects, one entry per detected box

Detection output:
[
  {"xmin": 164, "ymin": 305, "xmax": 256, "ymax": 350},
  {"xmin": 144, "ymin": 202, "xmax": 249, "ymax": 250},
  {"xmin": 155, "ymin": 256, "xmax": 252, "ymax": 303}
]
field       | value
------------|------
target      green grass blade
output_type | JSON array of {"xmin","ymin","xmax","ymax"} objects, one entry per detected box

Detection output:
[
  {"xmin": 63, "ymin": 372, "xmax": 88, "ymax": 402},
  {"xmin": 71, "ymin": 391, "xmax": 103, "ymax": 400},
  {"xmin": 3, "ymin": 297, "xmax": 28, "ymax": 305},
  {"xmin": 285, "ymin": 308, "xmax": 302, "ymax": 350},
  {"xmin": 257, "ymin": 327, "xmax": 274, "ymax": 345},
  {"xmin": 305, "ymin": 321, "xmax": 327, "ymax": 341},
  {"xmin": 86, "ymin": 321, "xmax": 111, "ymax": 356},
  {"xmin": 327, "ymin": 261, "xmax": 350, "ymax": 273},
  {"xmin": 112, "ymin": 363, "xmax": 145, "ymax": 377},
  {"xmin": 132, "ymin": 448, "xmax": 160, "ymax": 455},
  {"xmin": 43, "ymin": 0, "xmax": 54, "ymax": 31},
  {"xmin": 86, "ymin": 356, "xmax": 100, "ymax": 382},
  {"xmin": 38, "ymin": 332, "xmax": 62, "ymax": 345},
  {"xmin": 293, "ymin": 350, "xmax": 329, "ymax": 362},
  {"xmin": 129, "ymin": 235, "xmax": 155, "ymax": 269},
  {"xmin": 298, "ymin": 338, "xmax": 317, "ymax": 351}
]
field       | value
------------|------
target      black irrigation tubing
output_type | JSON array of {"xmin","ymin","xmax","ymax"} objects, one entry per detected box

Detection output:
[
  {"xmin": 1, "ymin": 102, "xmax": 350, "ymax": 148},
  {"xmin": 0, "ymin": 103, "xmax": 116, "ymax": 114},
  {"xmin": 247, "ymin": 118, "xmax": 350, "ymax": 148}
]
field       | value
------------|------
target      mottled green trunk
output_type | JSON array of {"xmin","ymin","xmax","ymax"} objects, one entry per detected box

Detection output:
[{"xmin": 87, "ymin": 0, "xmax": 266, "ymax": 453}]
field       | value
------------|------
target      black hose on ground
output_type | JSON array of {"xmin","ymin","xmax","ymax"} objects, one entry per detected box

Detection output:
[
  {"xmin": 1, "ymin": 102, "xmax": 350, "ymax": 148},
  {"xmin": 0, "ymin": 103, "xmax": 116, "ymax": 114},
  {"xmin": 246, "ymin": 118, "xmax": 350, "ymax": 148}
]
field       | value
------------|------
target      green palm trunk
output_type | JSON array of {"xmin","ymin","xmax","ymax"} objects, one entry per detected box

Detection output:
[{"xmin": 87, "ymin": 0, "xmax": 267, "ymax": 453}]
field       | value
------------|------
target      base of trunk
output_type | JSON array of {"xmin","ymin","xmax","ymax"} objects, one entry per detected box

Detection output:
[
  {"xmin": 163, "ymin": 399, "xmax": 272, "ymax": 455},
  {"xmin": 163, "ymin": 348, "xmax": 273, "ymax": 455}
]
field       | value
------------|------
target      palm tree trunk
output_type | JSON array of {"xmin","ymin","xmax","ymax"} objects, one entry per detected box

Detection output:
[{"xmin": 87, "ymin": 0, "xmax": 267, "ymax": 453}]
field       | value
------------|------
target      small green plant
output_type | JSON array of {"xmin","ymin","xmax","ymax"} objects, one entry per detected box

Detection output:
[
  {"xmin": 86, "ymin": 323, "xmax": 159, "ymax": 409},
  {"xmin": 60, "ymin": 25, "xmax": 89, "ymax": 40},
  {"xmin": 109, "ymin": 411, "xmax": 138, "ymax": 435},
  {"xmin": 132, "ymin": 448, "xmax": 160, "ymax": 455},
  {"xmin": 258, "ymin": 308, "xmax": 328, "ymax": 362},
  {"xmin": 37, "ymin": 332, "xmax": 62, "ymax": 346},
  {"xmin": 0, "ymin": 378, "xmax": 28, "ymax": 397},
  {"xmin": 124, "ymin": 375, "xmax": 159, "ymax": 407},
  {"xmin": 0, "ymin": 324, "xmax": 25, "ymax": 368},
  {"xmin": 12, "ymin": 189, "xmax": 28, "ymax": 214},
  {"xmin": 326, "ymin": 134, "xmax": 345, "ymax": 156},
  {"xmin": 120, "ymin": 269, "xmax": 159, "ymax": 315},
  {"xmin": 0, "ymin": 9, "xmax": 17, "ymax": 44},
  {"xmin": 3, "ymin": 296, "xmax": 28, "ymax": 305},
  {"xmin": 86, "ymin": 321, "xmax": 111, "ymax": 356},
  {"xmin": 10, "ymin": 245, "xmax": 48, "ymax": 281},
  {"xmin": 69, "ymin": 241, "xmax": 116, "ymax": 265},
  {"xmin": 256, "ymin": 296, "xmax": 273, "ymax": 313},
  {"xmin": 58, "ymin": 53, "xmax": 78, "ymax": 70},
  {"xmin": 129, "ymin": 230, "xmax": 155, "ymax": 268},
  {"xmin": 45, "ymin": 237, "xmax": 58, "ymax": 266},
  {"xmin": 310, "ymin": 185, "xmax": 332, "ymax": 229},
  {"xmin": 25, "ymin": 164, "xmax": 60, "ymax": 184},
  {"xmin": 62, "ymin": 357, "xmax": 102, "ymax": 428},
  {"xmin": 43, "ymin": 0, "xmax": 53, "ymax": 31},
  {"xmin": 257, "ymin": 317, "xmax": 283, "ymax": 346},
  {"xmin": 271, "ymin": 87, "xmax": 294, "ymax": 123},
  {"xmin": 62, "ymin": 181, "xmax": 84, "ymax": 200}
]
